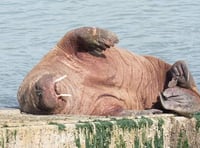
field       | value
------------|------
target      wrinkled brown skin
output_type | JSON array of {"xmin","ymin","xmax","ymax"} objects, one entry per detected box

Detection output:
[{"xmin": 17, "ymin": 27, "xmax": 200, "ymax": 116}]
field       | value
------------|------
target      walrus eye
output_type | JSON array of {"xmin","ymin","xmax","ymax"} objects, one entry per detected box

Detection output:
[
  {"xmin": 36, "ymin": 90, "xmax": 42, "ymax": 99},
  {"xmin": 35, "ymin": 85, "xmax": 43, "ymax": 99}
]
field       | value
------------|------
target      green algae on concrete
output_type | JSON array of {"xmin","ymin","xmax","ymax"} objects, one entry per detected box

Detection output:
[
  {"xmin": 141, "ymin": 130, "xmax": 153, "ymax": 148},
  {"xmin": 193, "ymin": 112, "xmax": 200, "ymax": 131},
  {"xmin": 75, "ymin": 116, "xmax": 164, "ymax": 148},
  {"xmin": 177, "ymin": 130, "xmax": 189, "ymax": 148},
  {"xmin": 48, "ymin": 122, "xmax": 66, "ymax": 131},
  {"xmin": 114, "ymin": 118, "xmax": 137, "ymax": 132},
  {"xmin": 0, "ymin": 128, "xmax": 18, "ymax": 148},
  {"xmin": 153, "ymin": 118, "xmax": 164, "ymax": 148},
  {"xmin": 154, "ymin": 131, "xmax": 163, "ymax": 148},
  {"xmin": 134, "ymin": 135, "xmax": 140, "ymax": 148},
  {"xmin": 0, "ymin": 136, "xmax": 4, "ymax": 148},
  {"xmin": 1, "ymin": 109, "xmax": 200, "ymax": 147},
  {"xmin": 75, "ymin": 120, "xmax": 113, "ymax": 148},
  {"xmin": 115, "ymin": 134, "xmax": 126, "ymax": 148}
]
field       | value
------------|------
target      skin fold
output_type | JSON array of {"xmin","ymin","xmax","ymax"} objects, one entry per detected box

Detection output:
[{"xmin": 17, "ymin": 27, "xmax": 200, "ymax": 116}]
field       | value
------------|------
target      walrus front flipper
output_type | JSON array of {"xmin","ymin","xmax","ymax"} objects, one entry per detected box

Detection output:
[
  {"xmin": 58, "ymin": 27, "xmax": 119, "ymax": 57},
  {"xmin": 169, "ymin": 61, "xmax": 197, "ymax": 89},
  {"xmin": 75, "ymin": 27, "xmax": 119, "ymax": 57},
  {"xmin": 160, "ymin": 87, "xmax": 200, "ymax": 117}
]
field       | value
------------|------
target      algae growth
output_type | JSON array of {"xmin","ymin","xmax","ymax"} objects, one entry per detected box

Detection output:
[
  {"xmin": 177, "ymin": 130, "xmax": 189, "ymax": 148},
  {"xmin": 75, "ymin": 120, "xmax": 113, "ymax": 148},
  {"xmin": 48, "ymin": 122, "xmax": 66, "ymax": 131},
  {"xmin": 75, "ymin": 117, "xmax": 164, "ymax": 148},
  {"xmin": 0, "ymin": 129, "xmax": 18, "ymax": 148},
  {"xmin": 193, "ymin": 112, "xmax": 200, "ymax": 130},
  {"xmin": 153, "ymin": 118, "xmax": 164, "ymax": 148}
]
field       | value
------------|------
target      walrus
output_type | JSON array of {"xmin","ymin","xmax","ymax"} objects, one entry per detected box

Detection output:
[{"xmin": 17, "ymin": 27, "xmax": 200, "ymax": 116}]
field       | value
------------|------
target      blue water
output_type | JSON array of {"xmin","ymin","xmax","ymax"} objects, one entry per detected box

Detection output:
[{"xmin": 0, "ymin": 0, "xmax": 200, "ymax": 107}]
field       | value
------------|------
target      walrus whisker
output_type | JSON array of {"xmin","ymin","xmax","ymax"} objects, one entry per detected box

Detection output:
[
  {"xmin": 54, "ymin": 75, "xmax": 67, "ymax": 83},
  {"xmin": 57, "ymin": 93, "xmax": 72, "ymax": 97}
]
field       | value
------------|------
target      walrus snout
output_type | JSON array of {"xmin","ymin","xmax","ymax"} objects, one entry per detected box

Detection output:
[
  {"xmin": 17, "ymin": 73, "xmax": 72, "ymax": 114},
  {"xmin": 34, "ymin": 74, "xmax": 71, "ymax": 112},
  {"xmin": 34, "ymin": 74, "xmax": 58, "ymax": 112}
]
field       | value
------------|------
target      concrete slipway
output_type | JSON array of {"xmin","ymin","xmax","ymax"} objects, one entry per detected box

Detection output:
[{"xmin": 0, "ymin": 109, "xmax": 200, "ymax": 148}]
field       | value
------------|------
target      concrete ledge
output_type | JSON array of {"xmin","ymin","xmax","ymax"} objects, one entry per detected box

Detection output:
[{"xmin": 0, "ymin": 109, "xmax": 200, "ymax": 148}]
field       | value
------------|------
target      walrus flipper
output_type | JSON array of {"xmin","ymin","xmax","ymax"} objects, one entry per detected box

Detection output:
[
  {"xmin": 162, "ymin": 61, "xmax": 200, "ymax": 116},
  {"xmin": 75, "ymin": 27, "xmax": 119, "ymax": 57},
  {"xmin": 160, "ymin": 87, "xmax": 200, "ymax": 117},
  {"xmin": 169, "ymin": 60, "xmax": 197, "ymax": 89},
  {"xmin": 58, "ymin": 27, "xmax": 119, "ymax": 57}
]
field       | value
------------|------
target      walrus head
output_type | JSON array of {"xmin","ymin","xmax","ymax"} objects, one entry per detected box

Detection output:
[
  {"xmin": 18, "ymin": 74, "xmax": 71, "ymax": 114},
  {"xmin": 17, "ymin": 26, "xmax": 119, "ymax": 115}
]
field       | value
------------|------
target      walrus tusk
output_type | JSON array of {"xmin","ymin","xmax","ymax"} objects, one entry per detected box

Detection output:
[
  {"xmin": 57, "ymin": 93, "xmax": 72, "ymax": 97},
  {"xmin": 57, "ymin": 93, "xmax": 72, "ymax": 102},
  {"xmin": 92, "ymin": 27, "xmax": 97, "ymax": 36},
  {"xmin": 54, "ymin": 75, "xmax": 67, "ymax": 83},
  {"xmin": 54, "ymin": 75, "xmax": 72, "ymax": 98}
]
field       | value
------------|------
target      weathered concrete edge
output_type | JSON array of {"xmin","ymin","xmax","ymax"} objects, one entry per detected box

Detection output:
[{"xmin": 0, "ymin": 109, "xmax": 200, "ymax": 148}]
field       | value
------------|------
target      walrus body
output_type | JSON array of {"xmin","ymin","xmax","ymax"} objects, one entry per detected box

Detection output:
[{"xmin": 18, "ymin": 27, "xmax": 200, "ymax": 116}]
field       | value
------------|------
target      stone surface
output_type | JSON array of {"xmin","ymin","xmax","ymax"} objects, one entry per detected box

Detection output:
[{"xmin": 0, "ymin": 109, "xmax": 200, "ymax": 148}]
